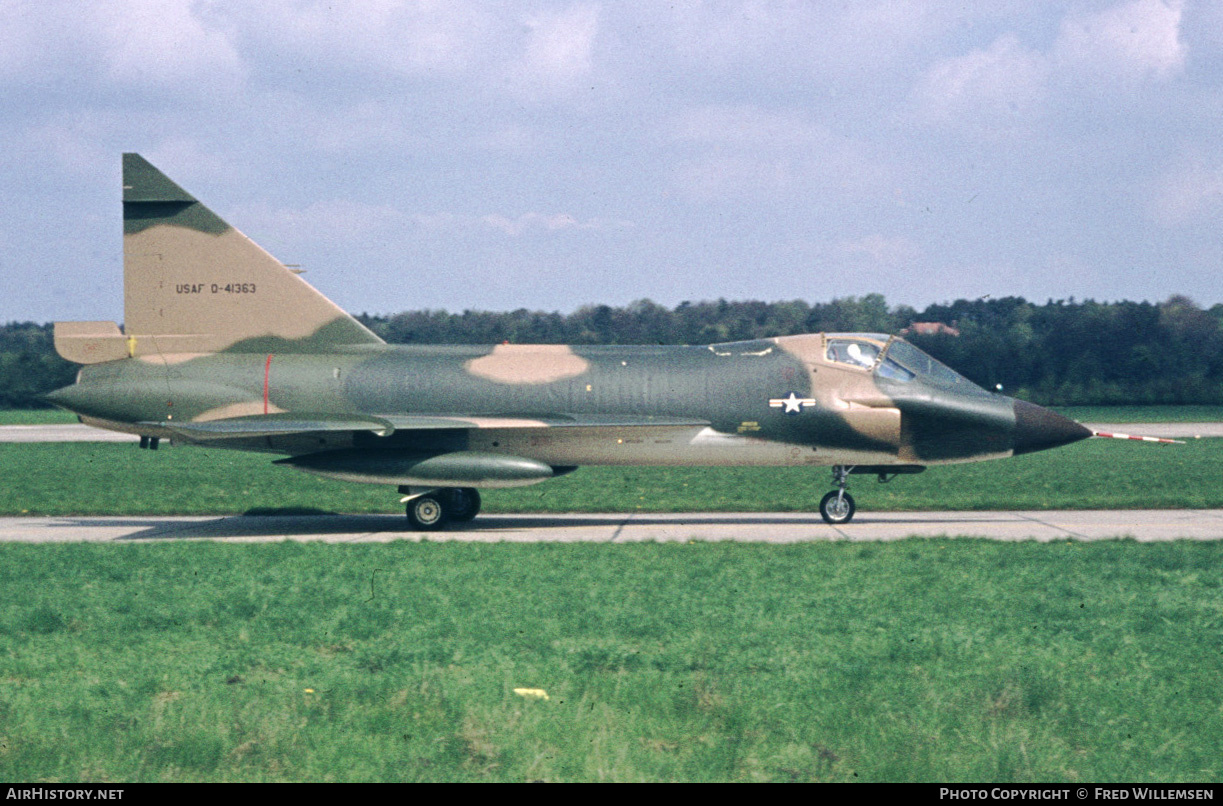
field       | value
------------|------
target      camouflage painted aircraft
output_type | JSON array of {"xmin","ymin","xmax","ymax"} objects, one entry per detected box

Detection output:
[{"xmin": 46, "ymin": 154, "xmax": 1092, "ymax": 528}]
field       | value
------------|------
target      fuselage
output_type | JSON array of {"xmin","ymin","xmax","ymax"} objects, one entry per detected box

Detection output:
[{"xmin": 48, "ymin": 332, "xmax": 1090, "ymax": 472}]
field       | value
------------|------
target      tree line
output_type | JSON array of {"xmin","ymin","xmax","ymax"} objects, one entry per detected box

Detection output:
[{"xmin": 4, "ymin": 294, "xmax": 1222, "ymax": 408}]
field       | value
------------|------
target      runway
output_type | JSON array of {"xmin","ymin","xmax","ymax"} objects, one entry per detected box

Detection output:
[
  {"xmin": 2, "ymin": 510, "xmax": 1222, "ymax": 544},
  {"xmin": 0, "ymin": 424, "xmax": 137, "ymax": 442}
]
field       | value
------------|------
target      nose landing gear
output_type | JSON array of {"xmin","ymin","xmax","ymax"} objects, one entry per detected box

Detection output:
[{"xmin": 819, "ymin": 465, "xmax": 856, "ymax": 525}]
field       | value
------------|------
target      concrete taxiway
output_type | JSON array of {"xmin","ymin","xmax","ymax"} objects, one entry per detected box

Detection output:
[
  {"xmin": 0, "ymin": 424, "xmax": 137, "ymax": 442},
  {"xmin": 2, "ymin": 510, "xmax": 1221, "ymax": 544},
  {"xmin": 1085, "ymin": 422, "xmax": 1223, "ymax": 439}
]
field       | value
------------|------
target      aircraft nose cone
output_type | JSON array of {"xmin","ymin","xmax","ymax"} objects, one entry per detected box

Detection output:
[{"xmin": 1012, "ymin": 399, "xmax": 1092, "ymax": 455}]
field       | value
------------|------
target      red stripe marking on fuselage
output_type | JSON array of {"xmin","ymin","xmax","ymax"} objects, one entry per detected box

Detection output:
[{"xmin": 264, "ymin": 354, "xmax": 273, "ymax": 414}]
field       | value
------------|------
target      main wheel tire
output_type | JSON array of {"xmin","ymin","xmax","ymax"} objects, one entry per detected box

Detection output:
[
  {"xmin": 406, "ymin": 495, "xmax": 447, "ymax": 531},
  {"xmin": 819, "ymin": 490, "xmax": 856, "ymax": 525},
  {"xmin": 444, "ymin": 488, "xmax": 482, "ymax": 522}
]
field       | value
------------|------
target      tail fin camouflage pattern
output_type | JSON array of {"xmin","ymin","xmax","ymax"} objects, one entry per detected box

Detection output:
[
  {"xmin": 56, "ymin": 154, "xmax": 382, "ymax": 363},
  {"xmin": 122, "ymin": 153, "xmax": 382, "ymax": 354}
]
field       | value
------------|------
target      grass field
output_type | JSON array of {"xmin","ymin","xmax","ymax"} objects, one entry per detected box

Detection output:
[
  {"xmin": 3, "ymin": 410, "xmax": 1221, "ymax": 783},
  {"xmin": 0, "ymin": 539, "xmax": 1220, "ymax": 782},
  {"xmin": 0, "ymin": 409, "xmax": 78, "ymax": 425},
  {"xmin": 1, "ymin": 434, "xmax": 1220, "ymax": 516},
  {"xmin": 1055, "ymin": 405, "xmax": 1223, "ymax": 423}
]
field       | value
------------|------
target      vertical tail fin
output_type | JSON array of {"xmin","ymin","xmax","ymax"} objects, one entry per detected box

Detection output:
[{"xmin": 122, "ymin": 153, "xmax": 383, "ymax": 354}]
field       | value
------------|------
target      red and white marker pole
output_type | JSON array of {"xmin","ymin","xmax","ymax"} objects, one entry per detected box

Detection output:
[{"xmin": 1092, "ymin": 431, "xmax": 1184, "ymax": 445}]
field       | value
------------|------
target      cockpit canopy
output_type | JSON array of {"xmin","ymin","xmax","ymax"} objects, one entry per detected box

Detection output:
[{"xmin": 824, "ymin": 334, "xmax": 982, "ymax": 390}]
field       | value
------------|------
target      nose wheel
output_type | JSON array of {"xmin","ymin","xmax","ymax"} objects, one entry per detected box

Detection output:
[{"xmin": 819, "ymin": 466, "xmax": 856, "ymax": 525}]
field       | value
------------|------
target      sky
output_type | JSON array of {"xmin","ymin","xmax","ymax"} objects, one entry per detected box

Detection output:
[{"xmin": 2, "ymin": 0, "xmax": 1221, "ymax": 323}]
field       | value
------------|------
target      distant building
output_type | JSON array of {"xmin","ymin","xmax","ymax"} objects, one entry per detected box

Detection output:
[{"xmin": 902, "ymin": 322, "xmax": 961, "ymax": 337}]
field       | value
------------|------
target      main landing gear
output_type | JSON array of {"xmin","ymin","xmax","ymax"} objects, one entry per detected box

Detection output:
[
  {"xmin": 400, "ymin": 486, "xmax": 482, "ymax": 531},
  {"xmin": 819, "ymin": 465, "xmax": 856, "ymax": 525}
]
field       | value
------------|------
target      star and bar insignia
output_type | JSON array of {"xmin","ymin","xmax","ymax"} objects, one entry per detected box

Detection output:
[{"xmin": 768, "ymin": 391, "xmax": 815, "ymax": 414}]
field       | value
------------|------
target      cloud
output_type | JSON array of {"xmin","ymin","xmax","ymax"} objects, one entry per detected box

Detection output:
[
  {"xmin": 101, "ymin": 0, "xmax": 245, "ymax": 90},
  {"xmin": 214, "ymin": 0, "xmax": 494, "ymax": 78},
  {"xmin": 914, "ymin": 34, "xmax": 1051, "ymax": 131},
  {"xmin": 241, "ymin": 200, "xmax": 630, "ymax": 243},
  {"xmin": 1055, "ymin": 0, "xmax": 1186, "ymax": 82},
  {"xmin": 511, "ymin": 4, "xmax": 601, "ymax": 95},
  {"xmin": 3, "ymin": 2, "xmax": 1222, "ymax": 321},
  {"xmin": 0, "ymin": 1, "xmax": 245, "ymax": 95},
  {"xmin": 239, "ymin": 198, "xmax": 413, "ymax": 244},
  {"xmin": 211, "ymin": 2, "xmax": 604, "ymax": 103},
  {"xmin": 663, "ymin": 105, "xmax": 885, "ymax": 202},
  {"xmin": 915, "ymin": 0, "xmax": 1188, "ymax": 134},
  {"xmin": 481, "ymin": 212, "xmax": 633, "ymax": 236},
  {"xmin": 657, "ymin": 0, "xmax": 945, "ymax": 80},
  {"xmin": 0, "ymin": 1, "xmax": 42, "ymax": 79}
]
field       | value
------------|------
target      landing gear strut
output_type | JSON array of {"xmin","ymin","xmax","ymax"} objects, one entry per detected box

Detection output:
[
  {"xmin": 819, "ymin": 465, "xmax": 856, "ymax": 525},
  {"xmin": 400, "ymin": 486, "xmax": 482, "ymax": 531}
]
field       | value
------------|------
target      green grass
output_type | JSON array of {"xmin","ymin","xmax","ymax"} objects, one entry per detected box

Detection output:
[
  {"xmin": 1, "ymin": 436, "xmax": 1221, "ymax": 516},
  {"xmin": 0, "ymin": 409, "xmax": 78, "ymax": 425},
  {"xmin": 1054, "ymin": 405, "xmax": 1223, "ymax": 423},
  {"xmin": 0, "ymin": 540, "xmax": 1219, "ymax": 782}
]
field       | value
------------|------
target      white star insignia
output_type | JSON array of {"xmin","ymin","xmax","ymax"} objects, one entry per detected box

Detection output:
[{"xmin": 768, "ymin": 392, "xmax": 815, "ymax": 414}]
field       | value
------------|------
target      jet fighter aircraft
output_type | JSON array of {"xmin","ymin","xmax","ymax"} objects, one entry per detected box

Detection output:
[{"xmin": 46, "ymin": 154, "xmax": 1092, "ymax": 528}]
